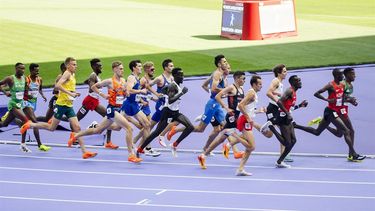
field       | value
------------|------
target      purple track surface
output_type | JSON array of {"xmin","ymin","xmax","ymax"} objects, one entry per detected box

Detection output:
[{"xmin": 1, "ymin": 65, "xmax": 374, "ymax": 210}]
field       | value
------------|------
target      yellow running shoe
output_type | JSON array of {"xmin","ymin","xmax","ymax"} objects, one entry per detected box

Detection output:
[
  {"xmin": 1, "ymin": 111, "xmax": 9, "ymax": 121},
  {"xmin": 39, "ymin": 144, "xmax": 51, "ymax": 151},
  {"xmin": 308, "ymin": 116, "xmax": 322, "ymax": 126}
]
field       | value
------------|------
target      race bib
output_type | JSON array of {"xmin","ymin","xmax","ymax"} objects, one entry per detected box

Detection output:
[
  {"xmin": 245, "ymin": 123, "xmax": 252, "ymax": 130},
  {"xmin": 15, "ymin": 92, "xmax": 24, "ymax": 100},
  {"xmin": 167, "ymin": 118, "xmax": 173, "ymax": 123},
  {"xmin": 340, "ymin": 108, "xmax": 347, "ymax": 115},
  {"xmin": 267, "ymin": 113, "xmax": 274, "ymax": 119},
  {"xmin": 279, "ymin": 112, "xmax": 286, "ymax": 117},
  {"xmin": 135, "ymin": 94, "xmax": 142, "ymax": 102},
  {"xmin": 68, "ymin": 95, "xmax": 76, "ymax": 101},
  {"xmin": 228, "ymin": 115, "xmax": 235, "ymax": 123},
  {"xmin": 29, "ymin": 90, "xmax": 39, "ymax": 98},
  {"xmin": 116, "ymin": 95, "xmax": 124, "ymax": 104},
  {"xmin": 333, "ymin": 111, "xmax": 338, "ymax": 118}
]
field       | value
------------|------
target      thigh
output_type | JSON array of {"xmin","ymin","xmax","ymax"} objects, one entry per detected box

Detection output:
[{"xmin": 175, "ymin": 113, "xmax": 193, "ymax": 128}]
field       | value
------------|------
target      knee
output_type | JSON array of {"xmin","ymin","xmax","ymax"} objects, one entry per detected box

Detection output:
[
  {"xmin": 186, "ymin": 124, "xmax": 194, "ymax": 133},
  {"xmin": 247, "ymin": 145, "xmax": 255, "ymax": 152}
]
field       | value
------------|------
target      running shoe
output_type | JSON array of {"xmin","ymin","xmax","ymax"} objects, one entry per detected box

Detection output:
[
  {"xmin": 38, "ymin": 144, "xmax": 51, "ymax": 152},
  {"xmin": 235, "ymin": 169, "xmax": 252, "ymax": 176},
  {"xmin": 82, "ymin": 151, "xmax": 97, "ymax": 159},
  {"xmin": 105, "ymin": 141, "xmax": 119, "ymax": 149},
  {"xmin": 47, "ymin": 118, "xmax": 53, "ymax": 124},
  {"xmin": 128, "ymin": 154, "xmax": 142, "ymax": 163},
  {"xmin": 260, "ymin": 121, "xmax": 273, "ymax": 133},
  {"xmin": 347, "ymin": 154, "xmax": 366, "ymax": 162},
  {"xmin": 308, "ymin": 116, "xmax": 322, "ymax": 126},
  {"xmin": 158, "ymin": 135, "xmax": 167, "ymax": 147},
  {"xmin": 20, "ymin": 120, "xmax": 31, "ymax": 134},
  {"xmin": 68, "ymin": 132, "xmax": 76, "ymax": 147},
  {"xmin": 276, "ymin": 161, "xmax": 291, "ymax": 168},
  {"xmin": 194, "ymin": 114, "xmax": 203, "ymax": 122},
  {"xmin": 136, "ymin": 147, "xmax": 144, "ymax": 158},
  {"xmin": 144, "ymin": 148, "xmax": 161, "ymax": 157},
  {"xmin": 222, "ymin": 142, "xmax": 230, "ymax": 159},
  {"xmin": 234, "ymin": 151, "xmax": 244, "ymax": 159},
  {"xmin": 1, "ymin": 111, "xmax": 9, "ymax": 121},
  {"xmin": 284, "ymin": 154, "xmax": 294, "ymax": 162},
  {"xmin": 167, "ymin": 125, "xmax": 177, "ymax": 141},
  {"xmin": 87, "ymin": 121, "xmax": 98, "ymax": 129},
  {"xmin": 170, "ymin": 143, "xmax": 178, "ymax": 157},
  {"xmin": 20, "ymin": 144, "xmax": 32, "ymax": 153},
  {"xmin": 198, "ymin": 154, "xmax": 207, "ymax": 169}
]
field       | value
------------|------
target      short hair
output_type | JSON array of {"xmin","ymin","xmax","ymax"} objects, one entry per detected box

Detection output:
[
  {"xmin": 112, "ymin": 61, "xmax": 122, "ymax": 69},
  {"xmin": 143, "ymin": 61, "xmax": 154, "ymax": 70},
  {"xmin": 64, "ymin": 57, "xmax": 76, "ymax": 66},
  {"xmin": 233, "ymin": 71, "xmax": 245, "ymax": 80},
  {"xmin": 15, "ymin": 62, "xmax": 24, "ymax": 68},
  {"xmin": 332, "ymin": 68, "xmax": 342, "ymax": 76},
  {"xmin": 288, "ymin": 75, "xmax": 298, "ymax": 85},
  {"xmin": 29, "ymin": 63, "xmax": 39, "ymax": 71},
  {"xmin": 60, "ymin": 62, "xmax": 66, "ymax": 71},
  {"xmin": 272, "ymin": 64, "xmax": 286, "ymax": 77},
  {"xmin": 162, "ymin": 59, "xmax": 173, "ymax": 70},
  {"xmin": 343, "ymin": 67, "xmax": 354, "ymax": 76},
  {"xmin": 250, "ymin": 75, "xmax": 261, "ymax": 86},
  {"xmin": 214, "ymin": 54, "xmax": 225, "ymax": 67},
  {"xmin": 172, "ymin": 67, "xmax": 182, "ymax": 76},
  {"xmin": 90, "ymin": 58, "xmax": 101, "ymax": 67},
  {"xmin": 129, "ymin": 60, "xmax": 141, "ymax": 71}
]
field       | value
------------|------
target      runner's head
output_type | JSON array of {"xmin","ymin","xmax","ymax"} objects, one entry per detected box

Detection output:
[
  {"xmin": 112, "ymin": 61, "xmax": 124, "ymax": 78},
  {"xmin": 250, "ymin": 75, "xmax": 262, "ymax": 92},
  {"xmin": 172, "ymin": 67, "xmax": 184, "ymax": 84},
  {"xmin": 29, "ymin": 63, "xmax": 40, "ymax": 77},
  {"xmin": 15, "ymin": 62, "xmax": 25, "ymax": 77},
  {"xmin": 90, "ymin": 58, "xmax": 102, "ymax": 74}
]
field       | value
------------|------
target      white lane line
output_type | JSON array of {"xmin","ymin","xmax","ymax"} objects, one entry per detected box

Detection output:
[
  {"xmin": 1, "ymin": 180, "xmax": 374, "ymax": 199},
  {"xmin": 0, "ymin": 195, "xmax": 297, "ymax": 211},
  {"xmin": 155, "ymin": 190, "xmax": 167, "ymax": 195},
  {"xmin": 1, "ymin": 153, "xmax": 374, "ymax": 172},
  {"xmin": 136, "ymin": 199, "xmax": 150, "ymax": 205},
  {"xmin": 1, "ymin": 166, "xmax": 374, "ymax": 185}
]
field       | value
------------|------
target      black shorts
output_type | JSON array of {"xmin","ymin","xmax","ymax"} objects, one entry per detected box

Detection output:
[
  {"xmin": 266, "ymin": 103, "xmax": 280, "ymax": 124},
  {"xmin": 160, "ymin": 107, "xmax": 183, "ymax": 124},
  {"xmin": 106, "ymin": 105, "xmax": 121, "ymax": 119},
  {"xmin": 224, "ymin": 111, "xmax": 240, "ymax": 129},
  {"xmin": 323, "ymin": 107, "xmax": 339, "ymax": 121},
  {"xmin": 48, "ymin": 95, "xmax": 58, "ymax": 110},
  {"xmin": 276, "ymin": 112, "xmax": 292, "ymax": 125}
]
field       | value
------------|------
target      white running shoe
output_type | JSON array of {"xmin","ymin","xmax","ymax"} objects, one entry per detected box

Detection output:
[
  {"xmin": 260, "ymin": 121, "xmax": 273, "ymax": 133},
  {"xmin": 236, "ymin": 169, "xmax": 252, "ymax": 176},
  {"xmin": 87, "ymin": 121, "xmax": 98, "ymax": 129},
  {"xmin": 144, "ymin": 148, "xmax": 161, "ymax": 157},
  {"xmin": 170, "ymin": 143, "xmax": 178, "ymax": 158},
  {"xmin": 194, "ymin": 114, "xmax": 203, "ymax": 122},
  {"xmin": 276, "ymin": 161, "xmax": 291, "ymax": 168},
  {"xmin": 20, "ymin": 144, "xmax": 32, "ymax": 153},
  {"xmin": 158, "ymin": 136, "xmax": 167, "ymax": 148}
]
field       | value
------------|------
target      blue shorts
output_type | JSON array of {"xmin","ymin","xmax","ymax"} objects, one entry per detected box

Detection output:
[
  {"xmin": 22, "ymin": 100, "xmax": 37, "ymax": 111},
  {"xmin": 151, "ymin": 100, "xmax": 164, "ymax": 122},
  {"xmin": 201, "ymin": 98, "xmax": 225, "ymax": 125},
  {"xmin": 122, "ymin": 100, "xmax": 141, "ymax": 116},
  {"xmin": 106, "ymin": 105, "xmax": 121, "ymax": 119},
  {"xmin": 141, "ymin": 105, "xmax": 151, "ymax": 116}
]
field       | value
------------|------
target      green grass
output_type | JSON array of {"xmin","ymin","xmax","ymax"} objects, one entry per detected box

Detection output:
[
  {"xmin": 1, "ymin": 35, "xmax": 374, "ymax": 87},
  {"xmin": 0, "ymin": 0, "xmax": 374, "ymax": 86}
]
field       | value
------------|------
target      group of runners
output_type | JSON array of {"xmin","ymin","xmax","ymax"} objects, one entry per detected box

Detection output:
[{"xmin": 0, "ymin": 55, "xmax": 365, "ymax": 176}]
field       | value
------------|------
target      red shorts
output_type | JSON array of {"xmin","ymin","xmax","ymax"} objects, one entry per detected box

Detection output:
[
  {"xmin": 82, "ymin": 95, "xmax": 99, "ymax": 111},
  {"xmin": 236, "ymin": 115, "xmax": 253, "ymax": 132}
]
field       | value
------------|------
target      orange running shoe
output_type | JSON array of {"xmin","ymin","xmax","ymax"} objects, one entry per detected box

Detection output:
[
  {"xmin": 105, "ymin": 141, "xmax": 119, "ymax": 149},
  {"xmin": 167, "ymin": 125, "xmax": 177, "ymax": 141},
  {"xmin": 68, "ymin": 132, "xmax": 76, "ymax": 147},
  {"xmin": 234, "ymin": 151, "xmax": 245, "ymax": 159},
  {"xmin": 222, "ymin": 143, "xmax": 230, "ymax": 159},
  {"xmin": 47, "ymin": 118, "xmax": 53, "ymax": 124},
  {"xmin": 82, "ymin": 151, "xmax": 97, "ymax": 159},
  {"xmin": 128, "ymin": 154, "xmax": 142, "ymax": 163},
  {"xmin": 20, "ymin": 120, "xmax": 31, "ymax": 134},
  {"xmin": 198, "ymin": 154, "xmax": 207, "ymax": 169}
]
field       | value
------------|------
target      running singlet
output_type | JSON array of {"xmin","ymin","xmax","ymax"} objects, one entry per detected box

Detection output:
[
  {"xmin": 155, "ymin": 74, "xmax": 171, "ymax": 108},
  {"xmin": 10, "ymin": 75, "xmax": 25, "ymax": 106},
  {"xmin": 24, "ymin": 76, "xmax": 41, "ymax": 103},
  {"xmin": 166, "ymin": 81, "xmax": 183, "ymax": 111},
  {"xmin": 228, "ymin": 85, "xmax": 244, "ymax": 114},
  {"xmin": 343, "ymin": 80, "xmax": 353, "ymax": 106},
  {"xmin": 108, "ymin": 76, "xmax": 126, "ymax": 107},
  {"xmin": 88, "ymin": 73, "xmax": 102, "ymax": 99},
  {"xmin": 210, "ymin": 76, "xmax": 225, "ymax": 99},
  {"xmin": 279, "ymin": 87, "xmax": 296, "ymax": 116},
  {"xmin": 56, "ymin": 73, "xmax": 76, "ymax": 107},
  {"xmin": 269, "ymin": 79, "xmax": 283, "ymax": 106},
  {"xmin": 243, "ymin": 89, "xmax": 258, "ymax": 118},
  {"xmin": 327, "ymin": 81, "xmax": 344, "ymax": 112},
  {"xmin": 126, "ymin": 75, "xmax": 141, "ymax": 103}
]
